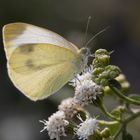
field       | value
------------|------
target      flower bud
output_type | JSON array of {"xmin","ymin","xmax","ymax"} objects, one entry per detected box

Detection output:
[
  {"xmin": 92, "ymin": 67, "xmax": 104, "ymax": 75},
  {"xmin": 105, "ymin": 65, "xmax": 121, "ymax": 79},
  {"xmin": 115, "ymin": 74, "xmax": 130, "ymax": 93},
  {"xmin": 100, "ymin": 78, "xmax": 108, "ymax": 86},
  {"xmin": 93, "ymin": 49, "xmax": 110, "ymax": 67},
  {"xmin": 95, "ymin": 49, "xmax": 109, "ymax": 56}
]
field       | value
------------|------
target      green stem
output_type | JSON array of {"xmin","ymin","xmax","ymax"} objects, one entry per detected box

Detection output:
[
  {"xmin": 99, "ymin": 103, "xmax": 120, "ymax": 122},
  {"xmin": 97, "ymin": 120, "xmax": 119, "ymax": 126},
  {"xmin": 109, "ymin": 84, "xmax": 140, "ymax": 106},
  {"xmin": 114, "ymin": 125, "xmax": 123, "ymax": 140}
]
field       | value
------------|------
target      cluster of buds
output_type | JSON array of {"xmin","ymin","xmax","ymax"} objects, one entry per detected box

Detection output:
[{"xmin": 92, "ymin": 49, "xmax": 121, "ymax": 86}]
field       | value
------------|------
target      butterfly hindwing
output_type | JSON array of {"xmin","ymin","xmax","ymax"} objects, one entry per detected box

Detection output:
[{"xmin": 8, "ymin": 43, "xmax": 81, "ymax": 101}]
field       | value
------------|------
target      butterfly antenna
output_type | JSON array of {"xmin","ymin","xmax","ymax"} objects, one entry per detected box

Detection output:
[
  {"xmin": 85, "ymin": 26, "xmax": 110, "ymax": 47},
  {"xmin": 83, "ymin": 16, "xmax": 92, "ymax": 47}
]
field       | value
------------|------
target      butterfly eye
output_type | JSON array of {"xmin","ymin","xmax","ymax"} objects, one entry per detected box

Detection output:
[{"xmin": 80, "ymin": 48, "xmax": 90, "ymax": 57}]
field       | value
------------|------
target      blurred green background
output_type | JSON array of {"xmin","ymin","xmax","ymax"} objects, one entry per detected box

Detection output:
[{"xmin": 0, "ymin": 0, "xmax": 140, "ymax": 140}]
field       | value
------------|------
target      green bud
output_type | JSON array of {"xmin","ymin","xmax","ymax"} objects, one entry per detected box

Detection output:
[
  {"xmin": 106, "ymin": 65, "xmax": 120, "ymax": 72},
  {"xmin": 94, "ymin": 78, "xmax": 101, "ymax": 85},
  {"xmin": 92, "ymin": 67, "xmax": 104, "ymax": 75},
  {"xmin": 95, "ymin": 49, "xmax": 109, "ymax": 56},
  {"xmin": 92, "ymin": 59, "xmax": 104, "ymax": 68},
  {"xmin": 100, "ymin": 71, "xmax": 109, "ymax": 79},
  {"xmin": 109, "ymin": 71, "xmax": 119, "ymax": 79},
  {"xmin": 100, "ymin": 78, "xmax": 108, "ymax": 86},
  {"xmin": 92, "ymin": 59, "xmax": 98, "ymax": 65},
  {"xmin": 93, "ymin": 49, "xmax": 111, "ymax": 68},
  {"xmin": 97, "ymin": 55, "xmax": 110, "ymax": 66},
  {"xmin": 101, "ymin": 128, "xmax": 111, "ymax": 138},
  {"xmin": 103, "ymin": 86, "xmax": 113, "ymax": 94},
  {"xmin": 105, "ymin": 65, "xmax": 121, "ymax": 79}
]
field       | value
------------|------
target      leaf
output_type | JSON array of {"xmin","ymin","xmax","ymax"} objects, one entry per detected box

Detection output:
[
  {"xmin": 99, "ymin": 121, "xmax": 121, "ymax": 136},
  {"xmin": 108, "ymin": 123, "xmax": 121, "ymax": 136},
  {"xmin": 109, "ymin": 79, "xmax": 121, "ymax": 90}
]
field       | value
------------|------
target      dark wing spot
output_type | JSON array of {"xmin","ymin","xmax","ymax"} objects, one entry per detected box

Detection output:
[
  {"xmin": 20, "ymin": 45, "xmax": 34, "ymax": 54},
  {"xmin": 26, "ymin": 59, "xmax": 34, "ymax": 68},
  {"xmin": 26, "ymin": 59, "xmax": 46, "ymax": 70}
]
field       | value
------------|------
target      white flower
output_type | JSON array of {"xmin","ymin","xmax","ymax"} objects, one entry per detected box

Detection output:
[
  {"xmin": 40, "ymin": 111, "xmax": 69, "ymax": 140},
  {"xmin": 70, "ymin": 66, "xmax": 93, "ymax": 87},
  {"xmin": 74, "ymin": 80, "xmax": 101, "ymax": 106},
  {"xmin": 58, "ymin": 98, "xmax": 81, "ymax": 120},
  {"xmin": 75, "ymin": 118, "xmax": 98, "ymax": 140}
]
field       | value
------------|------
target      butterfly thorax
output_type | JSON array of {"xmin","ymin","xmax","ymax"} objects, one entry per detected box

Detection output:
[{"xmin": 79, "ymin": 47, "xmax": 90, "ymax": 70}]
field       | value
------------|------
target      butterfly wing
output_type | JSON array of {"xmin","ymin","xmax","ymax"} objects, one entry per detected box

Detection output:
[
  {"xmin": 8, "ymin": 43, "xmax": 81, "ymax": 101},
  {"xmin": 3, "ymin": 22, "xmax": 78, "ymax": 59}
]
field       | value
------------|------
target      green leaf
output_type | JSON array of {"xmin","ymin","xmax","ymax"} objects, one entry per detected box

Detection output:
[
  {"xmin": 108, "ymin": 79, "xmax": 121, "ymax": 90},
  {"xmin": 99, "ymin": 121, "xmax": 121, "ymax": 136},
  {"xmin": 108, "ymin": 123, "xmax": 121, "ymax": 136}
]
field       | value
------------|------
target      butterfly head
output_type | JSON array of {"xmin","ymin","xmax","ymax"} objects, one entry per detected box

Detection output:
[
  {"xmin": 80, "ymin": 47, "xmax": 90, "ymax": 57},
  {"xmin": 79, "ymin": 47, "xmax": 91, "ymax": 69}
]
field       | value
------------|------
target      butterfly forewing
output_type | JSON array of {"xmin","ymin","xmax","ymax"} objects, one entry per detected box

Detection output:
[
  {"xmin": 3, "ymin": 22, "xmax": 78, "ymax": 59},
  {"xmin": 8, "ymin": 43, "xmax": 81, "ymax": 101}
]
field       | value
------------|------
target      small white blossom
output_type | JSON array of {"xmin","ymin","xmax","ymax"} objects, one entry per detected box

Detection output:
[
  {"xmin": 74, "ymin": 80, "xmax": 101, "ymax": 106},
  {"xmin": 70, "ymin": 66, "xmax": 93, "ymax": 87},
  {"xmin": 58, "ymin": 98, "xmax": 81, "ymax": 120},
  {"xmin": 40, "ymin": 111, "xmax": 69, "ymax": 140},
  {"xmin": 75, "ymin": 118, "xmax": 98, "ymax": 140}
]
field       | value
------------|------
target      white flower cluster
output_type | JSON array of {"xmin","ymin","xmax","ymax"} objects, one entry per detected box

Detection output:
[
  {"xmin": 40, "ymin": 66, "xmax": 100, "ymax": 140},
  {"xmin": 70, "ymin": 66, "xmax": 93, "ymax": 87},
  {"xmin": 58, "ymin": 98, "xmax": 81, "ymax": 120},
  {"xmin": 72, "ymin": 65, "xmax": 101, "ymax": 106},
  {"xmin": 74, "ymin": 79, "xmax": 100, "ymax": 106},
  {"xmin": 40, "ymin": 111, "xmax": 69, "ymax": 140},
  {"xmin": 75, "ymin": 118, "xmax": 98, "ymax": 140}
]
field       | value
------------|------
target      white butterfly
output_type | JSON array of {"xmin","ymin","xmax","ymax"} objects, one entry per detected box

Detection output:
[{"xmin": 3, "ymin": 23, "xmax": 90, "ymax": 101}]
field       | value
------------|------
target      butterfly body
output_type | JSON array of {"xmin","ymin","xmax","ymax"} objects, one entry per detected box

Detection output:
[{"xmin": 3, "ymin": 23, "xmax": 90, "ymax": 101}]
